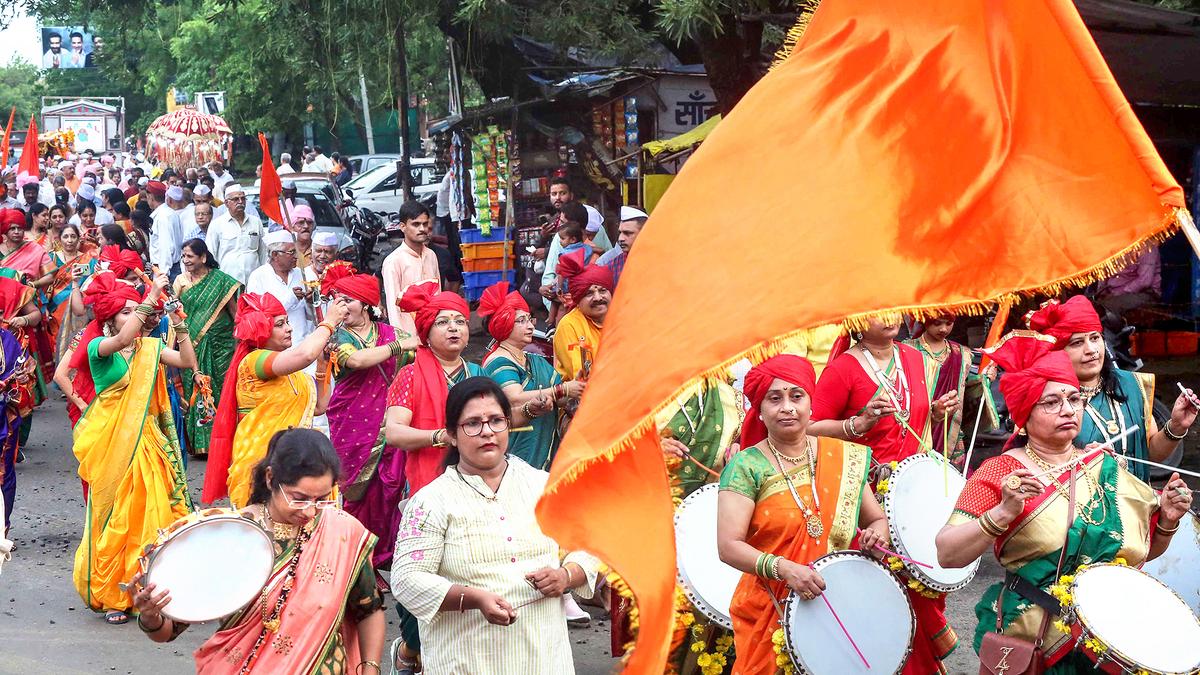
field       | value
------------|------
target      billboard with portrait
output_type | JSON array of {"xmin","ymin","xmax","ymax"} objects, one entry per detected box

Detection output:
[{"xmin": 40, "ymin": 27, "xmax": 100, "ymax": 69}]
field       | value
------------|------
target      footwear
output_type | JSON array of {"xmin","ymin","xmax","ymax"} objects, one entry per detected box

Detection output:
[
  {"xmin": 388, "ymin": 637, "xmax": 419, "ymax": 675},
  {"xmin": 562, "ymin": 594, "xmax": 590, "ymax": 626},
  {"xmin": 104, "ymin": 610, "xmax": 129, "ymax": 625}
]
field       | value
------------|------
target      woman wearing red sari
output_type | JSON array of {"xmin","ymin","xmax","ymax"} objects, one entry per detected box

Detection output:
[
  {"xmin": 811, "ymin": 317, "xmax": 961, "ymax": 674},
  {"xmin": 131, "ymin": 428, "xmax": 387, "ymax": 675},
  {"xmin": 717, "ymin": 355, "xmax": 890, "ymax": 674}
]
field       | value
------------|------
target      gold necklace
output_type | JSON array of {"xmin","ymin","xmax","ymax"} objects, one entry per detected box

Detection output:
[
  {"xmin": 259, "ymin": 505, "xmax": 300, "ymax": 541},
  {"xmin": 919, "ymin": 336, "xmax": 950, "ymax": 363},
  {"xmin": 767, "ymin": 437, "xmax": 824, "ymax": 539},
  {"xmin": 1025, "ymin": 444, "xmax": 1106, "ymax": 526}
]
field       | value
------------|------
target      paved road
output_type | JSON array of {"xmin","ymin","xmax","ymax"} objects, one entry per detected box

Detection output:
[{"xmin": 0, "ymin": 398, "xmax": 1001, "ymax": 674}]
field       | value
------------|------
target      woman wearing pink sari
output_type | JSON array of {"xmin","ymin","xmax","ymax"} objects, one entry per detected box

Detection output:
[
  {"xmin": 131, "ymin": 428, "xmax": 387, "ymax": 675},
  {"xmin": 323, "ymin": 262, "xmax": 417, "ymax": 571}
]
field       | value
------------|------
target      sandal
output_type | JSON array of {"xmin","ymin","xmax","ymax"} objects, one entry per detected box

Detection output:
[{"xmin": 104, "ymin": 610, "xmax": 129, "ymax": 625}]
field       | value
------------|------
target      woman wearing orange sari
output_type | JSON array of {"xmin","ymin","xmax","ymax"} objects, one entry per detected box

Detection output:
[
  {"xmin": 717, "ymin": 355, "xmax": 890, "ymax": 674},
  {"xmin": 132, "ymin": 429, "xmax": 386, "ymax": 675},
  {"xmin": 47, "ymin": 223, "xmax": 97, "ymax": 359},
  {"xmin": 203, "ymin": 292, "xmax": 350, "ymax": 508}
]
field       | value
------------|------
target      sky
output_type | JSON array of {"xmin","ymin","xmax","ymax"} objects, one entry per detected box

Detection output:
[{"xmin": 0, "ymin": 8, "xmax": 48, "ymax": 65}]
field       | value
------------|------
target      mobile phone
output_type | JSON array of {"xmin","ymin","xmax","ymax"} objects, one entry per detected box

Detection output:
[{"xmin": 71, "ymin": 263, "xmax": 87, "ymax": 276}]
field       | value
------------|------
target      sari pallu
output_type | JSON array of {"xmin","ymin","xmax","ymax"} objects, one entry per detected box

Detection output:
[
  {"xmin": 329, "ymin": 322, "xmax": 406, "ymax": 570},
  {"xmin": 484, "ymin": 351, "xmax": 563, "ymax": 471},
  {"xmin": 72, "ymin": 337, "xmax": 193, "ymax": 612},
  {"xmin": 47, "ymin": 251, "xmax": 96, "ymax": 360},
  {"xmin": 905, "ymin": 339, "xmax": 976, "ymax": 461},
  {"xmin": 0, "ymin": 276, "xmax": 39, "ymax": 418},
  {"xmin": 1075, "ymin": 368, "xmax": 1155, "ymax": 483},
  {"xmin": 952, "ymin": 450, "xmax": 1157, "ymax": 672},
  {"xmin": 193, "ymin": 508, "xmax": 377, "ymax": 674},
  {"xmin": 178, "ymin": 269, "xmax": 239, "ymax": 457},
  {"xmin": 0, "ymin": 330, "xmax": 23, "ymax": 530},
  {"xmin": 722, "ymin": 438, "xmax": 869, "ymax": 674}
]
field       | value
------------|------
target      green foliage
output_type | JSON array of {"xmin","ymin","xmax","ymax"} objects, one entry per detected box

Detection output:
[{"xmin": 0, "ymin": 58, "xmax": 46, "ymax": 123}]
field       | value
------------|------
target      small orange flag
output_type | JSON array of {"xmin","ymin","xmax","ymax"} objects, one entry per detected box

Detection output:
[
  {"xmin": 536, "ymin": 1, "xmax": 1185, "ymax": 671},
  {"xmin": 257, "ymin": 132, "xmax": 285, "ymax": 225},
  {"xmin": 16, "ymin": 115, "xmax": 38, "ymax": 182},
  {"xmin": 0, "ymin": 107, "xmax": 14, "ymax": 167}
]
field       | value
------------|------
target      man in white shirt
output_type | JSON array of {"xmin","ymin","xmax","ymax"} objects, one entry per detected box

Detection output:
[
  {"xmin": 180, "ymin": 184, "xmax": 225, "ymax": 240},
  {"xmin": 278, "ymin": 152, "xmax": 295, "ymax": 175},
  {"xmin": 308, "ymin": 146, "xmax": 334, "ymax": 174},
  {"xmin": 146, "ymin": 180, "xmax": 184, "ymax": 277},
  {"xmin": 208, "ymin": 160, "xmax": 234, "ymax": 198},
  {"xmin": 69, "ymin": 184, "xmax": 115, "ymax": 225},
  {"xmin": 205, "ymin": 184, "xmax": 266, "ymax": 284},
  {"xmin": 380, "ymin": 201, "xmax": 440, "ymax": 336},
  {"xmin": 304, "ymin": 231, "xmax": 341, "ymax": 320},
  {"xmin": 246, "ymin": 230, "xmax": 314, "ymax": 342}
]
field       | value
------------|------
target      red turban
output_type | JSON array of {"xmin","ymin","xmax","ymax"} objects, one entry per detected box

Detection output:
[
  {"xmin": 985, "ymin": 332, "xmax": 1080, "ymax": 433},
  {"xmin": 477, "ymin": 281, "xmax": 529, "ymax": 343},
  {"xmin": 204, "ymin": 292, "xmax": 289, "ymax": 504},
  {"xmin": 557, "ymin": 249, "xmax": 613, "ymax": 307},
  {"xmin": 1026, "ymin": 296, "xmax": 1101, "ymax": 349},
  {"xmin": 99, "ymin": 245, "xmax": 143, "ymax": 278},
  {"xmin": 145, "ymin": 180, "xmax": 167, "ymax": 197},
  {"xmin": 321, "ymin": 261, "xmax": 380, "ymax": 307},
  {"xmin": 0, "ymin": 209, "xmax": 25, "ymax": 235},
  {"xmin": 740, "ymin": 355, "xmax": 818, "ymax": 448},
  {"xmin": 399, "ymin": 281, "xmax": 469, "ymax": 344},
  {"xmin": 83, "ymin": 271, "xmax": 141, "ymax": 323}
]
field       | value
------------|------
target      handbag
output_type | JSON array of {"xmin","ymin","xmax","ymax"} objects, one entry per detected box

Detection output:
[{"xmin": 978, "ymin": 461, "xmax": 1077, "ymax": 675}]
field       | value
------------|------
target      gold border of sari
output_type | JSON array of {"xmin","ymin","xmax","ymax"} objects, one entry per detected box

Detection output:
[{"xmin": 190, "ymin": 277, "xmax": 240, "ymax": 344}]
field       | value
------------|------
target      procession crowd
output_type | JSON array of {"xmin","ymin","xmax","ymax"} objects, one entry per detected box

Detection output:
[{"xmin": 0, "ymin": 148, "xmax": 1197, "ymax": 675}]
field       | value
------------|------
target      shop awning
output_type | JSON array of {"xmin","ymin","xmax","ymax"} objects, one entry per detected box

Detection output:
[{"xmin": 642, "ymin": 114, "xmax": 721, "ymax": 157}]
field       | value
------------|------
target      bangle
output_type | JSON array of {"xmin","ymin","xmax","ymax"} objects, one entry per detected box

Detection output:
[
  {"xmin": 769, "ymin": 555, "xmax": 782, "ymax": 581},
  {"xmin": 356, "ymin": 661, "xmax": 382, "ymax": 674},
  {"xmin": 318, "ymin": 321, "xmax": 337, "ymax": 334},
  {"xmin": 1156, "ymin": 519, "xmax": 1181, "ymax": 536},
  {"xmin": 134, "ymin": 302, "xmax": 154, "ymax": 317},
  {"xmin": 137, "ymin": 613, "xmax": 165, "ymax": 633},
  {"xmin": 458, "ymin": 588, "xmax": 467, "ymax": 613},
  {"xmin": 978, "ymin": 511, "xmax": 1006, "ymax": 538},
  {"xmin": 563, "ymin": 565, "xmax": 575, "ymax": 587},
  {"xmin": 431, "ymin": 429, "xmax": 445, "ymax": 447},
  {"xmin": 1163, "ymin": 422, "xmax": 1188, "ymax": 441},
  {"xmin": 389, "ymin": 340, "xmax": 404, "ymax": 357},
  {"xmin": 846, "ymin": 415, "xmax": 865, "ymax": 437}
]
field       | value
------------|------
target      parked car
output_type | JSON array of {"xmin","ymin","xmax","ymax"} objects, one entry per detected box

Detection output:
[
  {"xmin": 244, "ymin": 178, "xmax": 346, "ymax": 237},
  {"xmin": 348, "ymin": 153, "xmax": 401, "ymax": 174},
  {"xmin": 341, "ymin": 159, "xmax": 442, "ymax": 215}
]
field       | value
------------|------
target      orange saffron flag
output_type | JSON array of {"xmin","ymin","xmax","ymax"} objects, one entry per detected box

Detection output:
[
  {"xmin": 16, "ymin": 115, "xmax": 38, "ymax": 182},
  {"xmin": 535, "ymin": 0, "xmax": 1186, "ymax": 671},
  {"xmin": 0, "ymin": 107, "xmax": 14, "ymax": 167},
  {"xmin": 257, "ymin": 132, "xmax": 285, "ymax": 225}
]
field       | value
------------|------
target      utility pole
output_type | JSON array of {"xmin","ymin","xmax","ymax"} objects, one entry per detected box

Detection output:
[
  {"xmin": 358, "ymin": 63, "xmax": 376, "ymax": 154},
  {"xmin": 393, "ymin": 18, "xmax": 412, "ymax": 200}
]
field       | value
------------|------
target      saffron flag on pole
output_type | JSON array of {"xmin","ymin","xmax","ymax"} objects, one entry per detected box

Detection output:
[
  {"xmin": 535, "ymin": 0, "xmax": 1186, "ymax": 671},
  {"xmin": 0, "ymin": 108, "xmax": 14, "ymax": 167},
  {"xmin": 257, "ymin": 132, "xmax": 285, "ymax": 225},
  {"xmin": 16, "ymin": 115, "xmax": 39, "ymax": 185}
]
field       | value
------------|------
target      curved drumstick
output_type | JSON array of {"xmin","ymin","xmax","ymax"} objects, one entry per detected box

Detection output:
[
  {"xmin": 809, "ymin": 563, "xmax": 870, "ymax": 669},
  {"xmin": 856, "ymin": 529, "xmax": 933, "ymax": 569}
]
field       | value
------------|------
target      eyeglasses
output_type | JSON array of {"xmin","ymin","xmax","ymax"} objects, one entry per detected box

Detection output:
[
  {"xmin": 1035, "ymin": 393, "xmax": 1084, "ymax": 415},
  {"xmin": 282, "ymin": 493, "xmax": 338, "ymax": 510},
  {"xmin": 433, "ymin": 317, "xmax": 468, "ymax": 329},
  {"xmin": 459, "ymin": 415, "xmax": 509, "ymax": 437},
  {"xmin": 226, "ymin": 196, "xmax": 246, "ymax": 202},
  {"xmin": 514, "ymin": 315, "xmax": 533, "ymax": 325}
]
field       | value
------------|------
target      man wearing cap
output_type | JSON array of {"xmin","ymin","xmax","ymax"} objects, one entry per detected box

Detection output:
[
  {"xmin": 247, "ymin": 229, "xmax": 314, "ymax": 341},
  {"xmin": 305, "ymin": 230, "xmax": 340, "ymax": 318},
  {"xmin": 289, "ymin": 204, "xmax": 316, "ymax": 268},
  {"xmin": 596, "ymin": 205, "xmax": 648, "ymax": 289},
  {"xmin": 17, "ymin": 177, "xmax": 48, "ymax": 212},
  {"xmin": 205, "ymin": 184, "xmax": 266, "ymax": 285},
  {"xmin": 209, "ymin": 160, "xmax": 233, "ymax": 198},
  {"xmin": 180, "ymin": 184, "xmax": 225, "ymax": 241},
  {"xmin": 69, "ymin": 185, "xmax": 115, "ymax": 226},
  {"xmin": 540, "ymin": 201, "xmax": 611, "ymax": 311},
  {"xmin": 146, "ymin": 180, "xmax": 183, "ymax": 278}
]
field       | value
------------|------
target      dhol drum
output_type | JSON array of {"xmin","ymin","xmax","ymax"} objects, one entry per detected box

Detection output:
[
  {"xmin": 782, "ymin": 551, "xmax": 914, "ymax": 675},
  {"xmin": 884, "ymin": 453, "xmax": 979, "ymax": 593},
  {"xmin": 141, "ymin": 508, "xmax": 274, "ymax": 623},
  {"xmin": 1069, "ymin": 562, "xmax": 1200, "ymax": 674},
  {"xmin": 675, "ymin": 483, "xmax": 742, "ymax": 629},
  {"xmin": 1141, "ymin": 512, "xmax": 1200, "ymax": 615}
]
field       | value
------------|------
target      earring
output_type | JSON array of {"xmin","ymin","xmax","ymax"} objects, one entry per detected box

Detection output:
[
  {"xmin": 1017, "ymin": 427, "xmax": 1027, "ymax": 436},
  {"xmin": 758, "ymin": 415, "xmax": 763, "ymax": 421}
]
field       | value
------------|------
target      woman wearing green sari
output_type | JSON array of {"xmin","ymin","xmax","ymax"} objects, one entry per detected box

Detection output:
[
  {"xmin": 172, "ymin": 238, "xmax": 239, "ymax": 457},
  {"xmin": 936, "ymin": 333, "xmax": 1191, "ymax": 673},
  {"xmin": 477, "ymin": 282, "xmax": 583, "ymax": 470}
]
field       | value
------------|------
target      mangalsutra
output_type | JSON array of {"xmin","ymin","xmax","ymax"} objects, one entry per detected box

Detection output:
[
  {"xmin": 767, "ymin": 437, "xmax": 823, "ymax": 539},
  {"xmin": 1024, "ymin": 444, "xmax": 1107, "ymax": 526}
]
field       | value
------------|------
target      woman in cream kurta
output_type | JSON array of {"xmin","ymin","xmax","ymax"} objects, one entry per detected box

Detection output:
[{"xmin": 391, "ymin": 377, "xmax": 600, "ymax": 674}]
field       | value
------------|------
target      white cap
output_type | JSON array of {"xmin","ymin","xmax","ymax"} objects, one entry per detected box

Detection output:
[
  {"xmin": 83, "ymin": 176, "xmax": 96, "ymax": 186},
  {"xmin": 193, "ymin": 184, "xmax": 211, "ymax": 197},
  {"xmin": 263, "ymin": 229, "xmax": 295, "ymax": 247},
  {"xmin": 313, "ymin": 231, "xmax": 340, "ymax": 247},
  {"xmin": 166, "ymin": 185, "xmax": 185, "ymax": 202},
  {"xmin": 620, "ymin": 205, "xmax": 649, "ymax": 222},
  {"xmin": 223, "ymin": 183, "xmax": 245, "ymax": 197},
  {"xmin": 281, "ymin": 179, "xmax": 296, "ymax": 190},
  {"xmin": 584, "ymin": 204, "xmax": 603, "ymax": 233},
  {"xmin": 138, "ymin": 177, "xmax": 149, "ymax": 186},
  {"xmin": 77, "ymin": 184, "xmax": 96, "ymax": 201}
]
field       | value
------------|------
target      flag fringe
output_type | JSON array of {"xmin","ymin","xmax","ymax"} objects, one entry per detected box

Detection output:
[
  {"xmin": 544, "ymin": 206, "xmax": 1183, "ymax": 495},
  {"xmin": 769, "ymin": 0, "xmax": 822, "ymax": 71}
]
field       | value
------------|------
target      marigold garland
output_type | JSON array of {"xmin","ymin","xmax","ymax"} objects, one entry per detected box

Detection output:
[{"xmin": 770, "ymin": 628, "xmax": 796, "ymax": 674}]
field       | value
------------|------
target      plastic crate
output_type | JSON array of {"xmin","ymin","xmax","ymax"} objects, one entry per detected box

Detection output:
[
  {"xmin": 459, "ymin": 227, "xmax": 508, "ymax": 244},
  {"xmin": 462, "ymin": 256, "xmax": 515, "ymax": 272},
  {"xmin": 1166, "ymin": 331, "xmax": 1199, "ymax": 356},
  {"xmin": 463, "ymin": 269, "xmax": 516, "ymax": 290},
  {"xmin": 461, "ymin": 242, "xmax": 513, "ymax": 260},
  {"xmin": 464, "ymin": 285, "xmax": 485, "ymax": 302},
  {"xmin": 1135, "ymin": 330, "xmax": 1167, "ymax": 357}
]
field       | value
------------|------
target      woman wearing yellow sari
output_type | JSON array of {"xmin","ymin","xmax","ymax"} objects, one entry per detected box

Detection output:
[
  {"xmin": 72, "ymin": 271, "xmax": 197, "ymax": 625},
  {"xmin": 717, "ymin": 355, "xmax": 890, "ymax": 674},
  {"xmin": 132, "ymin": 429, "xmax": 386, "ymax": 674},
  {"xmin": 203, "ymin": 292, "xmax": 349, "ymax": 508}
]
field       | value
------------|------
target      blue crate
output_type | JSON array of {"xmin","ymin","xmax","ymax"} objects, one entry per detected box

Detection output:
[
  {"xmin": 462, "ymin": 269, "xmax": 516, "ymax": 289},
  {"xmin": 459, "ymin": 227, "xmax": 509, "ymax": 244},
  {"xmin": 464, "ymin": 285, "xmax": 485, "ymax": 302}
]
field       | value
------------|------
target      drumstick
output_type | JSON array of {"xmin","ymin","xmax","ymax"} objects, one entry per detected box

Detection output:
[
  {"xmin": 1107, "ymin": 453, "xmax": 1200, "ymax": 480},
  {"xmin": 942, "ymin": 410, "xmax": 950, "ymax": 497},
  {"xmin": 1013, "ymin": 426, "xmax": 1142, "ymax": 486},
  {"xmin": 808, "ymin": 563, "xmax": 871, "ymax": 669},
  {"xmin": 1179, "ymin": 382, "xmax": 1200, "ymax": 409},
  {"xmin": 680, "ymin": 450, "xmax": 722, "ymax": 479},
  {"xmin": 962, "ymin": 376, "xmax": 989, "ymax": 478},
  {"xmin": 856, "ymin": 528, "xmax": 933, "ymax": 569}
]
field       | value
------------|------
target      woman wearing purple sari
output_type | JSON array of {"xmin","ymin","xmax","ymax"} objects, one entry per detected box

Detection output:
[
  {"xmin": 324, "ymin": 263, "xmax": 417, "ymax": 571},
  {"xmin": 0, "ymin": 327, "xmax": 23, "ymax": 531}
]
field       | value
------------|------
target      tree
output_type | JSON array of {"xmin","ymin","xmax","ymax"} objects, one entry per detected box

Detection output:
[{"xmin": 0, "ymin": 58, "xmax": 47, "ymax": 124}]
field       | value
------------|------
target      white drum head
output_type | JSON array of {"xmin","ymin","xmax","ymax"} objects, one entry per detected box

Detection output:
[
  {"xmin": 146, "ymin": 516, "xmax": 274, "ymax": 623},
  {"xmin": 675, "ymin": 484, "xmax": 742, "ymax": 629},
  {"xmin": 784, "ymin": 552, "xmax": 914, "ymax": 675},
  {"xmin": 1073, "ymin": 564, "xmax": 1200, "ymax": 673},
  {"xmin": 885, "ymin": 454, "xmax": 979, "ymax": 591},
  {"xmin": 1142, "ymin": 513, "xmax": 1200, "ymax": 615}
]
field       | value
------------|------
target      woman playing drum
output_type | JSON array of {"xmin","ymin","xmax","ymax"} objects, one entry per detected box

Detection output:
[
  {"xmin": 1027, "ymin": 296, "xmax": 1197, "ymax": 482},
  {"xmin": 73, "ymin": 271, "xmax": 197, "ymax": 625},
  {"xmin": 131, "ymin": 428, "xmax": 387, "ymax": 675},
  {"xmin": 810, "ymin": 317, "xmax": 961, "ymax": 674},
  {"xmin": 716, "ymin": 355, "xmax": 890, "ymax": 674},
  {"xmin": 935, "ymin": 332, "xmax": 1191, "ymax": 673}
]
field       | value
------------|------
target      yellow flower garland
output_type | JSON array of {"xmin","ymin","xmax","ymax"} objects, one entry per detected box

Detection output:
[
  {"xmin": 771, "ymin": 628, "xmax": 796, "ymax": 675},
  {"xmin": 885, "ymin": 556, "xmax": 943, "ymax": 599}
]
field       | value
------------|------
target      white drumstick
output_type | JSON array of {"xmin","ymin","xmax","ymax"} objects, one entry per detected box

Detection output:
[
  {"xmin": 962, "ymin": 378, "xmax": 989, "ymax": 476},
  {"xmin": 1019, "ymin": 426, "xmax": 1142, "ymax": 483},
  {"xmin": 1113, "ymin": 454, "xmax": 1200, "ymax": 480},
  {"xmin": 1178, "ymin": 382, "xmax": 1200, "ymax": 409}
]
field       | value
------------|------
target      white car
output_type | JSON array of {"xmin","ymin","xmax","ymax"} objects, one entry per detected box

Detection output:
[{"xmin": 342, "ymin": 159, "xmax": 441, "ymax": 215}]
